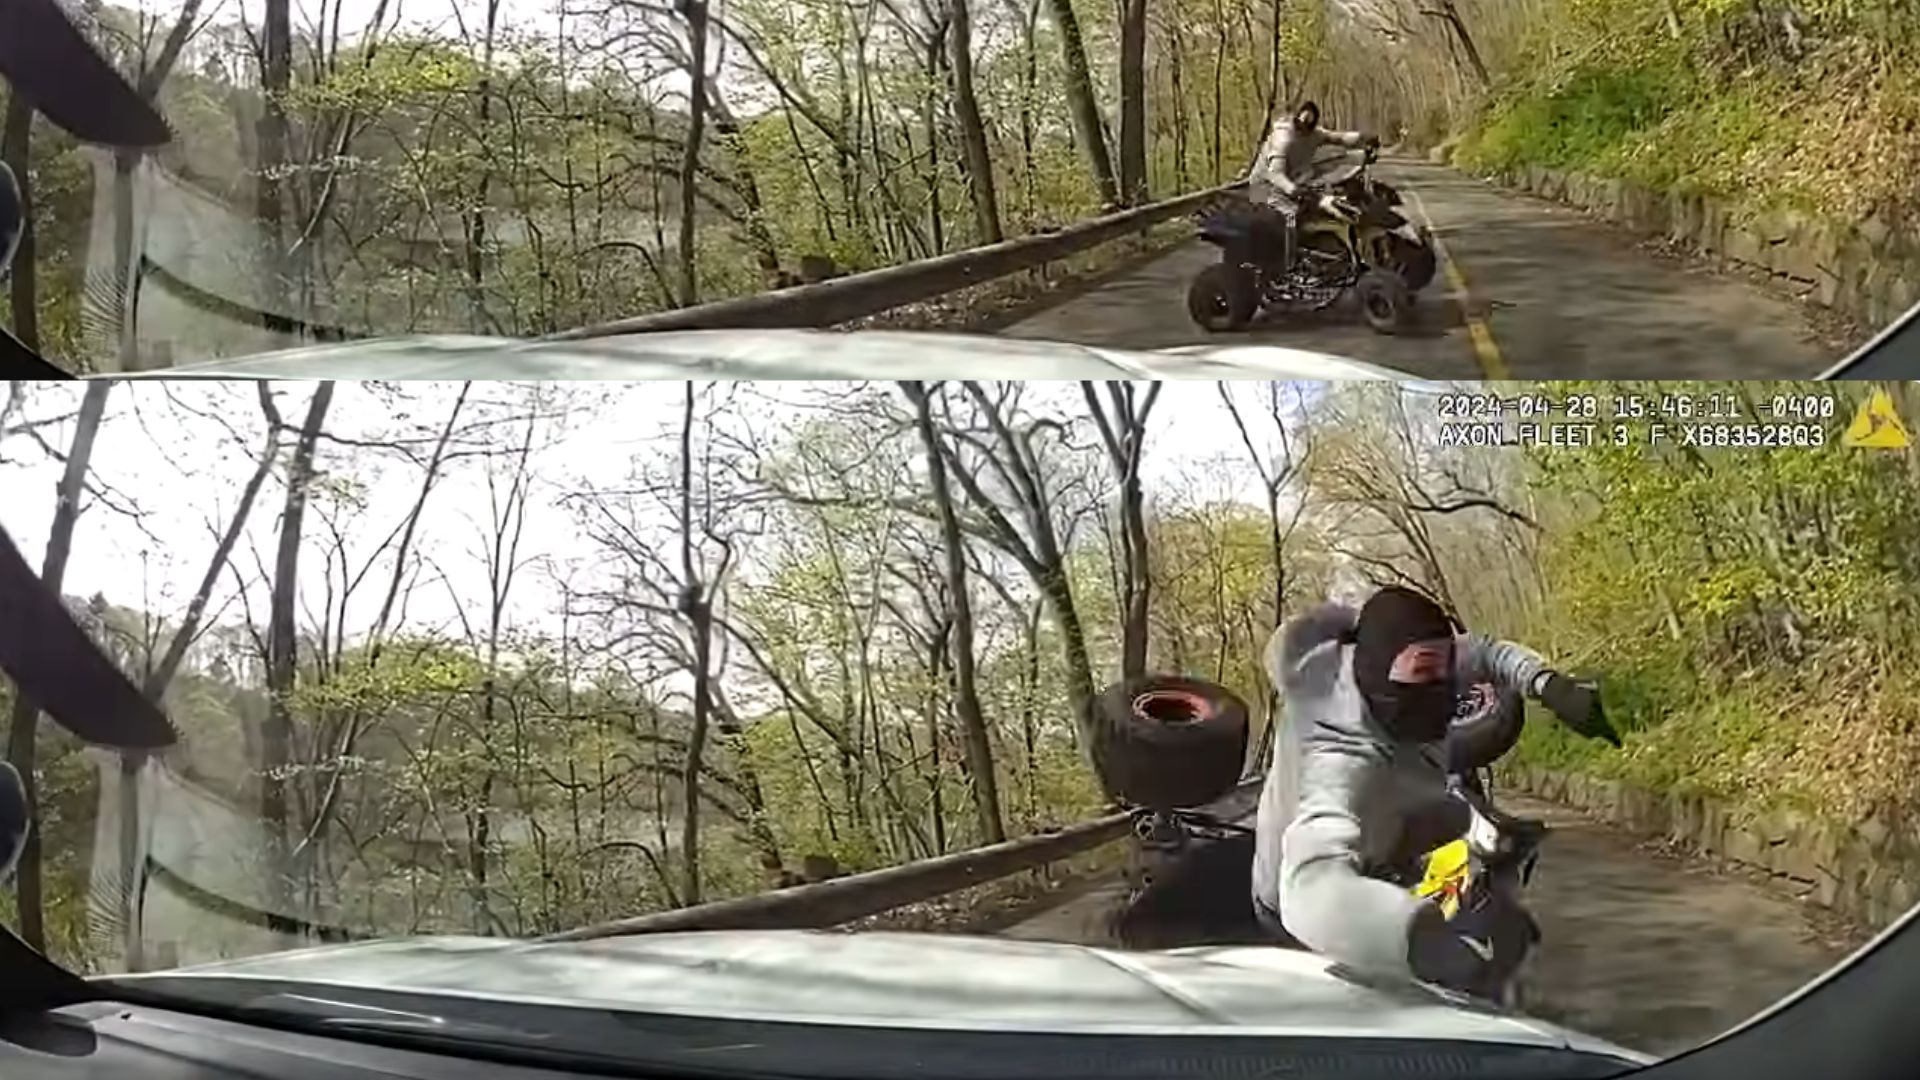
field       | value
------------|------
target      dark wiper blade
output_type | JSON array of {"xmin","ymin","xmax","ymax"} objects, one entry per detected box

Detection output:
[
  {"xmin": 0, "ymin": 523, "xmax": 177, "ymax": 750},
  {"xmin": 0, "ymin": 0, "xmax": 171, "ymax": 149}
]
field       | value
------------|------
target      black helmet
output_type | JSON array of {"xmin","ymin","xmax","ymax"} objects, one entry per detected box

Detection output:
[
  {"xmin": 1351, "ymin": 585, "xmax": 1459, "ymax": 742},
  {"xmin": 1293, "ymin": 101, "xmax": 1321, "ymax": 130}
]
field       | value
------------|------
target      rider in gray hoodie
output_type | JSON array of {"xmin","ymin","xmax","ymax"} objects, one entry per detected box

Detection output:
[
  {"xmin": 1248, "ymin": 101, "xmax": 1380, "ymax": 271},
  {"xmin": 1250, "ymin": 586, "xmax": 1617, "ymax": 990}
]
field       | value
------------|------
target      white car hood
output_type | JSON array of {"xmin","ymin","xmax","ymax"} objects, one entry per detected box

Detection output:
[
  {"xmin": 128, "ymin": 929, "xmax": 1646, "ymax": 1064},
  {"xmin": 104, "ymin": 329, "xmax": 1424, "ymax": 381}
]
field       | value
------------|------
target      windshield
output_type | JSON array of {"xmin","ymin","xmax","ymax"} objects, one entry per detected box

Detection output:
[
  {"xmin": 1, "ymin": 378, "xmax": 1913, "ymax": 1077},
  {"xmin": 0, "ymin": 0, "xmax": 1906, "ymax": 374}
]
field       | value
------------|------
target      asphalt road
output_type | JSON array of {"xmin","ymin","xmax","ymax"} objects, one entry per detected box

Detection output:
[
  {"xmin": 1001, "ymin": 160, "xmax": 1848, "ymax": 379},
  {"xmin": 999, "ymin": 795, "xmax": 1859, "ymax": 1058}
]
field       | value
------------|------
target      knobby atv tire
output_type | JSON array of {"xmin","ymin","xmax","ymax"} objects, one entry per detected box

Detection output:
[
  {"xmin": 1091, "ymin": 675, "xmax": 1249, "ymax": 811},
  {"xmin": 1187, "ymin": 263, "xmax": 1258, "ymax": 332},
  {"xmin": 1356, "ymin": 269, "xmax": 1413, "ymax": 335}
]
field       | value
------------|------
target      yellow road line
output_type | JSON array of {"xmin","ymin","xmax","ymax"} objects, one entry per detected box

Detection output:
[{"xmin": 1408, "ymin": 189, "xmax": 1511, "ymax": 380}]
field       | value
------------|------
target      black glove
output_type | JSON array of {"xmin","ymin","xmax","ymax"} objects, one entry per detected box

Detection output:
[
  {"xmin": 1408, "ymin": 903, "xmax": 1479, "ymax": 989},
  {"xmin": 1538, "ymin": 672, "xmax": 1621, "ymax": 747},
  {"xmin": 1408, "ymin": 890, "xmax": 1536, "ymax": 998},
  {"xmin": 1364, "ymin": 134, "xmax": 1383, "ymax": 150}
]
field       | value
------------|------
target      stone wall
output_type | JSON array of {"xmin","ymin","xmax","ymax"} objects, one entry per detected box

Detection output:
[
  {"xmin": 1463, "ymin": 156, "xmax": 1920, "ymax": 331},
  {"xmin": 1499, "ymin": 764, "xmax": 1920, "ymax": 932}
]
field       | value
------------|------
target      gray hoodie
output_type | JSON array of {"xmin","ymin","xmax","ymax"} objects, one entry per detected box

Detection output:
[
  {"xmin": 1249, "ymin": 121, "xmax": 1369, "ymax": 204},
  {"xmin": 1249, "ymin": 603, "xmax": 1549, "ymax": 978}
]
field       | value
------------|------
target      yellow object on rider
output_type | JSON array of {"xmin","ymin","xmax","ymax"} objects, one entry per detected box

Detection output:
[{"xmin": 1414, "ymin": 839, "xmax": 1472, "ymax": 920}]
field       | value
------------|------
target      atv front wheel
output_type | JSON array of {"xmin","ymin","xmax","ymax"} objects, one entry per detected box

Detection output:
[
  {"xmin": 1356, "ymin": 269, "xmax": 1413, "ymax": 335},
  {"xmin": 1187, "ymin": 263, "xmax": 1258, "ymax": 332},
  {"xmin": 1394, "ymin": 230, "xmax": 1438, "ymax": 291},
  {"xmin": 1090, "ymin": 675, "xmax": 1250, "ymax": 811}
]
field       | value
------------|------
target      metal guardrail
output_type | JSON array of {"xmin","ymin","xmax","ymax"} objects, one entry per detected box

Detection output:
[
  {"xmin": 546, "ymin": 182, "xmax": 1247, "ymax": 341},
  {"xmin": 543, "ymin": 778, "xmax": 1263, "ymax": 942},
  {"xmin": 122, "ymin": 176, "xmax": 1244, "ymax": 359}
]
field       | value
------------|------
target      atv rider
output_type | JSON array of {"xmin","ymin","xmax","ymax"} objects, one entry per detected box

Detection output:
[
  {"xmin": 1248, "ymin": 101, "xmax": 1380, "ymax": 276},
  {"xmin": 1250, "ymin": 586, "xmax": 1619, "ymax": 996}
]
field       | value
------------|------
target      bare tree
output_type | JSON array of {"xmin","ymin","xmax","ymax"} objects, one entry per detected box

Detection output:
[
  {"xmin": 676, "ymin": 382, "xmax": 721, "ymax": 901},
  {"xmin": 675, "ymin": 0, "xmax": 712, "ymax": 304},
  {"xmin": 1041, "ymin": 0, "xmax": 1119, "ymax": 205},
  {"xmin": 6, "ymin": 382, "xmax": 113, "ymax": 948},
  {"xmin": 1083, "ymin": 383, "xmax": 1161, "ymax": 679},
  {"xmin": 903, "ymin": 381, "xmax": 1004, "ymax": 843},
  {"xmin": 258, "ymin": 383, "xmax": 335, "ymax": 940},
  {"xmin": 1309, "ymin": 387, "xmax": 1535, "ymax": 611},
  {"xmin": 934, "ymin": 384, "xmax": 1112, "ymax": 797},
  {"xmin": 946, "ymin": 0, "xmax": 1004, "ymax": 242},
  {"xmin": 256, "ymin": 0, "xmax": 293, "ymax": 311},
  {"xmin": 1217, "ymin": 381, "xmax": 1312, "ymax": 769}
]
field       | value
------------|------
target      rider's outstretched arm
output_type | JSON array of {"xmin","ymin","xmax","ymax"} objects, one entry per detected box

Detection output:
[
  {"xmin": 1459, "ymin": 635, "xmax": 1551, "ymax": 699},
  {"xmin": 1460, "ymin": 635, "xmax": 1621, "ymax": 745},
  {"xmin": 1276, "ymin": 749, "xmax": 1429, "ymax": 978}
]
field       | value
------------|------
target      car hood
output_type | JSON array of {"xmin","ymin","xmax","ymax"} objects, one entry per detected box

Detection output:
[
  {"xmin": 115, "ymin": 929, "xmax": 1647, "ymax": 1063},
  {"xmin": 102, "ymin": 329, "xmax": 1422, "ymax": 381}
]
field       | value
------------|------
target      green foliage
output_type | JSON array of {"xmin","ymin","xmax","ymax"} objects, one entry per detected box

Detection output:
[
  {"xmin": 1503, "ymin": 380, "xmax": 1920, "ymax": 827},
  {"xmin": 1453, "ymin": 0, "xmax": 1920, "ymax": 220},
  {"xmin": 1459, "ymin": 61, "xmax": 1687, "ymax": 175}
]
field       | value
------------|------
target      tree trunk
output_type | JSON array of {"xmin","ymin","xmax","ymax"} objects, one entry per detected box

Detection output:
[
  {"xmin": 922, "ymin": 32, "xmax": 947, "ymax": 254},
  {"xmin": 948, "ymin": 0, "xmax": 1004, "ymax": 243},
  {"xmin": 919, "ymin": 620, "xmax": 950, "ymax": 852},
  {"xmin": 676, "ymin": 0, "xmax": 711, "ymax": 306},
  {"xmin": 1117, "ymin": 0, "xmax": 1150, "ymax": 203},
  {"xmin": 262, "ymin": 383, "xmax": 335, "ymax": 943},
  {"xmin": 1006, "ymin": 0, "xmax": 1042, "ymax": 228},
  {"xmin": 1168, "ymin": 19, "xmax": 1188, "ymax": 190},
  {"xmin": 1262, "ymin": 0, "xmax": 1285, "ymax": 138},
  {"xmin": 1435, "ymin": 2, "xmax": 1491, "ymax": 86},
  {"xmin": 1210, "ymin": 4, "xmax": 1225, "ymax": 182},
  {"xmin": 678, "ymin": 383, "xmax": 715, "ymax": 904},
  {"xmin": 464, "ymin": 0, "xmax": 503, "ymax": 329},
  {"xmin": 257, "ymin": 0, "xmax": 293, "ymax": 312},
  {"xmin": 906, "ymin": 383, "xmax": 1005, "ymax": 843},
  {"xmin": 6, "ymin": 383, "xmax": 112, "ymax": 950},
  {"xmin": 1041, "ymin": 0, "xmax": 1119, "ymax": 205}
]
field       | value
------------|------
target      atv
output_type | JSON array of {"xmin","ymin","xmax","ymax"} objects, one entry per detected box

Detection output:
[
  {"xmin": 1089, "ymin": 672, "xmax": 1545, "ymax": 1009},
  {"xmin": 1188, "ymin": 145, "xmax": 1438, "ymax": 335}
]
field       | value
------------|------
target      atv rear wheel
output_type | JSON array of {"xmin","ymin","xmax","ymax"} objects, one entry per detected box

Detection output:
[
  {"xmin": 1187, "ymin": 263, "xmax": 1258, "ymax": 332},
  {"xmin": 1091, "ymin": 675, "xmax": 1249, "ymax": 811},
  {"xmin": 1356, "ymin": 269, "xmax": 1413, "ymax": 335}
]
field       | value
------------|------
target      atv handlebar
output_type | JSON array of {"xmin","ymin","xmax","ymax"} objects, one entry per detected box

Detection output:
[{"xmin": 1454, "ymin": 779, "xmax": 1547, "ymax": 870}]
